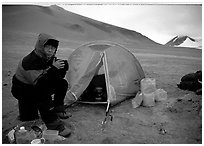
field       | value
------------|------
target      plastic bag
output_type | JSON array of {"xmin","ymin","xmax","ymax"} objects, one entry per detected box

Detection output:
[
  {"xmin": 155, "ymin": 89, "xmax": 167, "ymax": 102},
  {"xmin": 142, "ymin": 92, "xmax": 155, "ymax": 107},
  {"xmin": 15, "ymin": 127, "xmax": 37, "ymax": 144},
  {"xmin": 141, "ymin": 78, "xmax": 157, "ymax": 94},
  {"xmin": 7, "ymin": 129, "xmax": 15, "ymax": 143},
  {"xmin": 132, "ymin": 92, "xmax": 143, "ymax": 108}
]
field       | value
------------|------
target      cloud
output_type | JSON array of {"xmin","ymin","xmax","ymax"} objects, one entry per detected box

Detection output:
[
  {"xmin": 59, "ymin": 3, "xmax": 202, "ymax": 44},
  {"xmin": 127, "ymin": 4, "xmax": 202, "ymax": 43}
]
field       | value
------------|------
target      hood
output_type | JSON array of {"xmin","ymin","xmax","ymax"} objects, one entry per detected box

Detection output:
[{"xmin": 34, "ymin": 33, "xmax": 59, "ymax": 60}]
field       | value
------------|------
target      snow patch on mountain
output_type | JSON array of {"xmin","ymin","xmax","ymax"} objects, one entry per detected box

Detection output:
[
  {"xmin": 165, "ymin": 36, "xmax": 202, "ymax": 49},
  {"xmin": 178, "ymin": 37, "xmax": 201, "ymax": 49}
]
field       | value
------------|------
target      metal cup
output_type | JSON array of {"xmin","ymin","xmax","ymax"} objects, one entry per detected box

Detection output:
[{"xmin": 31, "ymin": 138, "xmax": 45, "ymax": 144}]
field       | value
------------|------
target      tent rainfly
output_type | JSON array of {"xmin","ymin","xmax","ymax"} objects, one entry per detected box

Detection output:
[{"xmin": 65, "ymin": 41, "xmax": 145, "ymax": 112}]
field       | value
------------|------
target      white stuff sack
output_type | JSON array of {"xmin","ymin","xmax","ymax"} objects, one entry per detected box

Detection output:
[
  {"xmin": 141, "ymin": 78, "xmax": 157, "ymax": 94},
  {"xmin": 142, "ymin": 92, "xmax": 155, "ymax": 107},
  {"xmin": 132, "ymin": 92, "xmax": 143, "ymax": 108},
  {"xmin": 155, "ymin": 89, "xmax": 167, "ymax": 102}
]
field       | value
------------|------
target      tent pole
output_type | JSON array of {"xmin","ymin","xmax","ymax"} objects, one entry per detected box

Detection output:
[
  {"xmin": 102, "ymin": 52, "xmax": 111, "ymax": 112},
  {"xmin": 102, "ymin": 51, "xmax": 113, "ymax": 125},
  {"xmin": 106, "ymin": 100, "xmax": 110, "ymax": 116}
]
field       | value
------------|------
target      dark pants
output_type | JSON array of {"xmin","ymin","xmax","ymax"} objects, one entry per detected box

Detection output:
[
  {"xmin": 11, "ymin": 76, "xmax": 68, "ymax": 124},
  {"xmin": 35, "ymin": 78, "xmax": 68, "ymax": 124}
]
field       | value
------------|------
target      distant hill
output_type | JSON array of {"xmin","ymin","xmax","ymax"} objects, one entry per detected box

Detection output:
[
  {"xmin": 2, "ymin": 5, "xmax": 163, "ymax": 49},
  {"xmin": 2, "ymin": 4, "xmax": 202, "ymax": 57},
  {"xmin": 165, "ymin": 36, "xmax": 202, "ymax": 49}
]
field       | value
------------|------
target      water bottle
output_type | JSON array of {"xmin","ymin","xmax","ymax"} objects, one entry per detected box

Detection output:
[{"xmin": 14, "ymin": 126, "xmax": 36, "ymax": 144}]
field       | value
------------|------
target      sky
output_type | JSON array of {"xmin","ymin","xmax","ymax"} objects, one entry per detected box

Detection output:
[{"xmin": 55, "ymin": 3, "xmax": 202, "ymax": 45}]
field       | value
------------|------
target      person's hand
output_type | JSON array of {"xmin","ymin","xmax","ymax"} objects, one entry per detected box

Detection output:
[{"xmin": 52, "ymin": 59, "xmax": 65, "ymax": 69}]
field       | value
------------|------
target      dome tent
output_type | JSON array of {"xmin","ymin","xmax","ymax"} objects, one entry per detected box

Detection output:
[{"xmin": 65, "ymin": 41, "xmax": 145, "ymax": 109}]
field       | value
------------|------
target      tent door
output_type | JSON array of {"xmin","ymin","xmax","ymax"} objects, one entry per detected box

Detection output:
[
  {"xmin": 79, "ymin": 74, "xmax": 107, "ymax": 103},
  {"xmin": 78, "ymin": 52, "xmax": 108, "ymax": 103},
  {"xmin": 75, "ymin": 51, "xmax": 115, "ymax": 107}
]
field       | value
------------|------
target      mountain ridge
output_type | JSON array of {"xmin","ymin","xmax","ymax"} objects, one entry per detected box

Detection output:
[{"xmin": 165, "ymin": 35, "xmax": 202, "ymax": 49}]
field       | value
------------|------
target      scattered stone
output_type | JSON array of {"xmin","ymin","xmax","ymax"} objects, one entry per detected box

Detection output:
[
  {"xmin": 168, "ymin": 107, "xmax": 177, "ymax": 113},
  {"xmin": 195, "ymin": 138, "xmax": 202, "ymax": 142},
  {"xmin": 7, "ymin": 71, "xmax": 12, "ymax": 76},
  {"xmin": 196, "ymin": 88, "xmax": 202, "ymax": 95},
  {"xmin": 188, "ymin": 99, "xmax": 192, "ymax": 102},
  {"xmin": 159, "ymin": 128, "xmax": 167, "ymax": 135},
  {"xmin": 177, "ymin": 99, "xmax": 182, "ymax": 102},
  {"xmin": 198, "ymin": 107, "xmax": 202, "ymax": 117},
  {"xmin": 101, "ymin": 137, "xmax": 115, "ymax": 144}
]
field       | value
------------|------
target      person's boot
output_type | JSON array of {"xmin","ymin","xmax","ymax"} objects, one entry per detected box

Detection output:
[
  {"xmin": 56, "ymin": 112, "xmax": 72, "ymax": 119},
  {"xmin": 59, "ymin": 126, "xmax": 72, "ymax": 137},
  {"xmin": 46, "ymin": 119, "xmax": 71, "ymax": 137}
]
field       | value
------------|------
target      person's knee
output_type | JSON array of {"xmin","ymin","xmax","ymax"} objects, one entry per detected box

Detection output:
[{"xmin": 59, "ymin": 79, "xmax": 69, "ymax": 90}]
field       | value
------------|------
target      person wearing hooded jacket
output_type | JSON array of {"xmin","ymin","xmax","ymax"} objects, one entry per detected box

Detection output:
[{"xmin": 11, "ymin": 33, "xmax": 71, "ymax": 137}]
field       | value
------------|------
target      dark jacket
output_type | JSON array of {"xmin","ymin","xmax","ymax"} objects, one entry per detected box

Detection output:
[{"xmin": 11, "ymin": 33, "xmax": 68, "ymax": 99}]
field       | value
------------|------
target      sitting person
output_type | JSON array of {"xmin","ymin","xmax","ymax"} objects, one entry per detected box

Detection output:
[{"xmin": 11, "ymin": 33, "xmax": 72, "ymax": 137}]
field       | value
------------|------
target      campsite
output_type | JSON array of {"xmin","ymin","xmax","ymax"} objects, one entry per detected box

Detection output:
[{"xmin": 2, "ymin": 5, "xmax": 202, "ymax": 144}]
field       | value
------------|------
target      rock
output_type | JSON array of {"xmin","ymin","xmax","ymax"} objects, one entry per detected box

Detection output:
[
  {"xmin": 198, "ymin": 106, "xmax": 202, "ymax": 117},
  {"xmin": 177, "ymin": 99, "xmax": 182, "ymax": 102}
]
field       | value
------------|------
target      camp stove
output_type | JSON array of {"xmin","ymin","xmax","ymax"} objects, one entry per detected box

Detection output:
[{"xmin": 94, "ymin": 87, "xmax": 104, "ymax": 102}]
